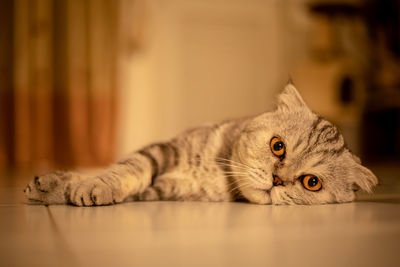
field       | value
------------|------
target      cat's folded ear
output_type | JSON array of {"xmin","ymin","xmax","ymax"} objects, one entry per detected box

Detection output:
[
  {"xmin": 276, "ymin": 83, "xmax": 310, "ymax": 113},
  {"xmin": 351, "ymin": 164, "xmax": 379, "ymax": 193}
]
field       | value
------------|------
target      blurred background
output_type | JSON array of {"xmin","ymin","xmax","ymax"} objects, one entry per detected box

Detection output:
[{"xmin": 0, "ymin": 0, "xmax": 399, "ymax": 175}]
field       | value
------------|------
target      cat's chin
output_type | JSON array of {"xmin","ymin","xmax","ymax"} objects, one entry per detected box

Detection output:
[{"xmin": 240, "ymin": 187, "xmax": 272, "ymax": 205}]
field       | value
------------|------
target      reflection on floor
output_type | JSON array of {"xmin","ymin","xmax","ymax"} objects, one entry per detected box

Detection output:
[{"xmin": 0, "ymin": 165, "xmax": 399, "ymax": 267}]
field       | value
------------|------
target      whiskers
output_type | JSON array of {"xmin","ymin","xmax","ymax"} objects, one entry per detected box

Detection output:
[
  {"xmin": 224, "ymin": 176, "xmax": 253, "ymax": 194},
  {"xmin": 215, "ymin": 157, "xmax": 267, "ymax": 188},
  {"xmin": 216, "ymin": 157, "xmax": 252, "ymax": 171}
]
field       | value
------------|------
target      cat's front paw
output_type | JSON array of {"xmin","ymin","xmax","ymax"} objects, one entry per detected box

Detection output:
[
  {"xmin": 69, "ymin": 178, "xmax": 117, "ymax": 206},
  {"xmin": 24, "ymin": 171, "xmax": 71, "ymax": 205}
]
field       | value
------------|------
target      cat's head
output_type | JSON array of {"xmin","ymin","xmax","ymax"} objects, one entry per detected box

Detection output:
[{"xmin": 232, "ymin": 83, "xmax": 378, "ymax": 205}]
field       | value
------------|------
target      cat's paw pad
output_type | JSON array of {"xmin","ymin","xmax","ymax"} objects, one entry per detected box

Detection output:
[
  {"xmin": 70, "ymin": 179, "xmax": 115, "ymax": 206},
  {"xmin": 24, "ymin": 171, "xmax": 69, "ymax": 204}
]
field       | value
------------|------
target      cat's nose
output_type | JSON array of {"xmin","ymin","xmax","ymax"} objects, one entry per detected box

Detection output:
[{"xmin": 273, "ymin": 175, "xmax": 284, "ymax": 186}]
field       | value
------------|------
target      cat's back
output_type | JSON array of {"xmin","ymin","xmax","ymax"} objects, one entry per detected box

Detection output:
[{"xmin": 172, "ymin": 116, "xmax": 251, "ymax": 158}]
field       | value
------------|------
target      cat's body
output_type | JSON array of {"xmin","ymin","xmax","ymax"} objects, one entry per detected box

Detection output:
[{"xmin": 24, "ymin": 84, "xmax": 378, "ymax": 206}]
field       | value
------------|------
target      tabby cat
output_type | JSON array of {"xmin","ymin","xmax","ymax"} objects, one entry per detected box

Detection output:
[{"xmin": 24, "ymin": 83, "xmax": 378, "ymax": 206}]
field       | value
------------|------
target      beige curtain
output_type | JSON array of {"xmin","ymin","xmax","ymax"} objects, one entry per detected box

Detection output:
[{"xmin": 0, "ymin": 0, "xmax": 136, "ymax": 171}]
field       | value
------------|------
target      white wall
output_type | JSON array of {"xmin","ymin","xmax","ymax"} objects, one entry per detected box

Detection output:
[{"xmin": 116, "ymin": 0, "xmax": 310, "ymax": 158}]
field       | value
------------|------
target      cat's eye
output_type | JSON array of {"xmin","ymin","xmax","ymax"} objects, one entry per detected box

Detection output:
[
  {"xmin": 301, "ymin": 175, "xmax": 322, "ymax": 192},
  {"xmin": 270, "ymin": 137, "xmax": 285, "ymax": 158}
]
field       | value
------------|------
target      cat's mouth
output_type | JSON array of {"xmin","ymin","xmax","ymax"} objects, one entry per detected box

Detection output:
[
  {"xmin": 254, "ymin": 187, "xmax": 271, "ymax": 195},
  {"xmin": 265, "ymin": 189, "xmax": 272, "ymax": 197},
  {"xmin": 251, "ymin": 187, "xmax": 273, "ymax": 204}
]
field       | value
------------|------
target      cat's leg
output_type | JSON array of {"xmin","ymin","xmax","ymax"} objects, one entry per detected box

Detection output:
[
  {"xmin": 25, "ymin": 142, "xmax": 180, "ymax": 206},
  {"xmin": 24, "ymin": 171, "xmax": 83, "ymax": 205},
  {"xmin": 138, "ymin": 174, "xmax": 195, "ymax": 201},
  {"xmin": 24, "ymin": 155, "xmax": 153, "ymax": 206}
]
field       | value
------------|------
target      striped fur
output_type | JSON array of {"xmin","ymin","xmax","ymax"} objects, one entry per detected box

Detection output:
[{"xmin": 25, "ymin": 84, "xmax": 378, "ymax": 206}]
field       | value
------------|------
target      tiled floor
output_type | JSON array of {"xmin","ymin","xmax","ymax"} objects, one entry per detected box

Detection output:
[{"xmin": 1, "ymin": 166, "xmax": 400, "ymax": 267}]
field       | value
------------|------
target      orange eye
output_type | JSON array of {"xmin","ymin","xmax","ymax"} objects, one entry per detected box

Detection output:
[
  {"xmin": 301, "ymin": 175, "xmax": 322, "ymax": 192},
  {"xmin": 270, "ymin": 137, "xmax": 286, "ymax": 158}
]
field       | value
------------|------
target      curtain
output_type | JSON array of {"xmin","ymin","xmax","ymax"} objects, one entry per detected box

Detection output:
[{"xmin": 0, "ymin": 0, "xmax": 136, "ymax": 171}]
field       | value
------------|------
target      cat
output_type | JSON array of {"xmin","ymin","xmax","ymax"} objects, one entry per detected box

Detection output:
[{"xmin": 24, "ymin": 83, "xmax": 378, "ymax": 206}]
